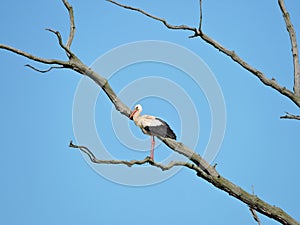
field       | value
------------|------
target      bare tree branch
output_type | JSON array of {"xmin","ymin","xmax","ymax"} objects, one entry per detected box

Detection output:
[
  {"xmin": 198, "ymin": 0, "xmax": 203, "ymax": 31},
  {"xmin": 158, "ymin": 136, "xmax": 217, "ymax": 176},
  {"xmin": 62, "ymin": 0, "xmax": 76, "ymax": 49},
  {"xmin": 68, "ymin": 140, "xmax": 299, "ymax": 225},
  {"xmin": 69, "ymin": 141, "xmax": 202, "ymax": 172},
  {"xmin": 249, "ymin": 208, "xmax": 262, "ymax": 225},
  {"xmin": 1, "ymin": 1, "xmax": 299, "ymax": 225},
  {"xmin": 280, "ymin": 112, "xmax": 300, "ymax": 120},
  {"xmin": 106, "ymin": 0, "xmax": 196, "ymax": 32},
  {"xmin": 25, "ymin": 64, "xmax": 65, "ymax": 73},
  {"xmin": 107, "ymin": 0, "xmax": 300, "ymax": 109},
  {"xmin": 45, "ymin": 28, "xmax": 73, "ymax": 57},
  {"xmin": 198, "ymin": 34, "xmax": 300, "ymax": 105},
  {"xmin": 0, "ymin": 43, "xmax": 69, "ymax": 66},
  {"xmin": 249, "ymin": 186, "xmax": 263, "ymax": 225},
  {"xmin": 278, "ymin": 0, "xmax": 300, "ymax": 97}
]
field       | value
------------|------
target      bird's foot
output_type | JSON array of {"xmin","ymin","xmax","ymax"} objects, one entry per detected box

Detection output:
[{"xmin": 145, "ymin": 156, "xmax": 154, "ymax": 164}]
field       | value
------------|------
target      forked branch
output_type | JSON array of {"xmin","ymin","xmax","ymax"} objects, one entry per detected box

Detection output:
[
  {"xmin": 0, "ymin": 1, "xmax": 299, "ymax": 225},
  {"xmin": 46, "ymin": 28, "xmax": 73, "ymax": 57},
  {"xmin": 69, "ymin": 141, "xmax": 202, "ymax": 172},
  {"xmin": 107, "ymin": 0, "xmax": 300, "ymax": 109},
  {"xmin": 68, "ymin": 141, "xmax": 299, "ymax": 225}
]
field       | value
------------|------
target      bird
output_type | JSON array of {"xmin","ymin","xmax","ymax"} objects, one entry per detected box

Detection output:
[{"xmin": 129, "ymin": 104, "xmax": 176, "ymax": 160}]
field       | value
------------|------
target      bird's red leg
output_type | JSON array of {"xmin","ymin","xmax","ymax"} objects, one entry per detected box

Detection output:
[{"xmin": 150, "ymin": 136, "xmax": 155, "ymax": 160}]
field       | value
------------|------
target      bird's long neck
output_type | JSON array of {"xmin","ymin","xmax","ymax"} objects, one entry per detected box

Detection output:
[{"xmin": 132, "ymin": 111, "xmax": 141, "ymax": 125}]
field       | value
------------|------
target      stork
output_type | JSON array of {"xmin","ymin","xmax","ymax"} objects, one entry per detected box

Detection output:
[{"xmin": 129, "ymin": 104, "xmax": 176, "ymax": 160}]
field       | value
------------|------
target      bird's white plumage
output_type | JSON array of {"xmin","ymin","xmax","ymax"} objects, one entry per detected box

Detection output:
[
  {"xmin": 131, "ymin": 105, "xmax": 162, "ymax": 130},
  {"xmin": 130, "ymin": 104, "xmax": 176, "ymax": 139},
  {"xmin": 135, "ymin": 115, "xmax": 163, "ymax": 128},
  {"xmin": 129, "ymin": 104, "xmax": 176, "ymax": 159}
]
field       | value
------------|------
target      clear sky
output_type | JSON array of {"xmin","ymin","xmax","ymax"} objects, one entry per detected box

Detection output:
[{"xmin": 0, "ymin": 1, "xmax": 299, "ymax": 225}]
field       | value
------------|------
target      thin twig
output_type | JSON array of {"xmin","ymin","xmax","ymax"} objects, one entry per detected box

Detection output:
[
  {"xmin": 249, "ymin": 208, "xmax": 262, "ymax": 225},
  {"xmin": 25, "ymin": 64, "xmax": 65, "ymax": 73},
  {"xmin": 62, "ymin": 0, "xmax": 76, "ymax": 50},
  {"xmin": 69, "ymin": 141, "xmax": 202, "ymax": 172},
  {"xmin": 280, "ymin": 112, "xmax": 300, "ymax": 120},
  {"xmin": 198, "ymin": 0, "xmax": 203, "ymax": 31},
  {"xmin": 278, "ymin": 0, "xmax": 300, "ymax": 97},
  {"xmin": 107, "ymin": 0, "xmax": 196, "ymax": 32},
  {"xmin": 249, "ymin": 186, "xmax": 262, "ymax": 225},
  {"xmin": 45, "ymin": 28, "xmax": 73, "ymax": 57}
]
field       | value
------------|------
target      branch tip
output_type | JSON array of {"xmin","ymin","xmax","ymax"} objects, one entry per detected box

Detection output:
[
  {"xmin": 198, "ymin": 0, "xmax": 203, "ymax": 31},
  {"xmin": 62, "ymin": 0, "xmax": 76, "ymax": 49},
  {"xmin": 280, "ymin": 112, "xmax": 300, "ymax": 120},
  {"xmin": 278, "ymin": 0, "xmax": 300, "ymax": 96},
  {"xmin": 69, "ymin": 140, "xmax": 76, "ymax": 148}
]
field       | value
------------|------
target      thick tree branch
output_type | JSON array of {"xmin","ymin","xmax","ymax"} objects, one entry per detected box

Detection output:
[
  {"xmin": 278, "ymin": 0, "xmax": 300, "ymax": 97},
  {"xmin": 107, "ymin": 0, "xmax": 300, "ymax": 109},
  {"xmin": 69, "ymin": 141, "xmax": 299, "ymax": 225},
  {"xmin": 158, "ymin": 136, "xmax": 217, "ymax": 176},
  {"xmin": 1, "ymin": 1, "xmax": 299, "ymax": 225}
]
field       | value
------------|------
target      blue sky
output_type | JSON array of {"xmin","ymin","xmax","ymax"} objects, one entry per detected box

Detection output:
[{"xmin": 0, "ymin": 1, "xmax": 299, "ymax": 225}]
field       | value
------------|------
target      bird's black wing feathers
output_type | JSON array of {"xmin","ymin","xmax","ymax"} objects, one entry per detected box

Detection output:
[{"xmin": 144, "ymin": 118, "xmax": 176, "ymax": 140}]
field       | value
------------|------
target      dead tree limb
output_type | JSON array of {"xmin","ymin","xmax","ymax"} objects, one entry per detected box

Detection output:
[
  {"xmin": 0, "ymin": 44, "xmax": 69, "ymax": 66},
  {"xmin": 0, "ymin": 1, "xmax": 299, "ymax": 225},
  {"xmin": 69, "ymin": 139, "xmax": 299, "ymax": 225},
  {"xmin": 106, "ymin": 0, "xmax": 196, "ymax": 32},
  {"xmin": 249, "ymin": 186, "xmax": 263, "ymax": 225},
  {"xmin": 107, "ymin": 0, "xmax": 300, "ymax": 109},
  {"xmin": 24, "ymin": 64, "xmax": 65, "ymax": 73},
  {"xmin": 198, "ymin": 0, "xmax": 203, "ymax": 31},
  {"xmin": 278, "ymin": 0, "xmax": 300, "ymax": 97},
  {"xmin": 69, "ymin": 141, "xmax": 201, "ymax": 172},
  {"xmin": 62, "ymin": 0, "xmax": 75, "ymax": 50},
  {"xmin": 249, "ymin": 208, "xmax": 263, "ymax": 225},
  {"xmin": 280, "ymin": 112, "xmax": 300, "ymax": 120}
]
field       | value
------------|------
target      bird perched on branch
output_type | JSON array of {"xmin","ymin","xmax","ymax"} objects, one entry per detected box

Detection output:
[{"xmin": 129, "ymin": 104, "xmax": 176, "ymax": 160}]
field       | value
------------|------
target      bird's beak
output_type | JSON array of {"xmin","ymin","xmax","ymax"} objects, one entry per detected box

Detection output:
[{"xmin": 129, "ymin": 109, "xmax": 137, "ymax": 120}]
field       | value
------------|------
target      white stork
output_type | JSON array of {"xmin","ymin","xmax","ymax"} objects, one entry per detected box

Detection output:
[{"xmin": 129, "ymin": 104, "xmax": 176, "ymax": 160}]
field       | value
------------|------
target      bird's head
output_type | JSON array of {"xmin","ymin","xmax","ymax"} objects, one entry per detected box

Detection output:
[{"xmin": 129, "ymin": 104, "xmax": 142, "ymax": 119}]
